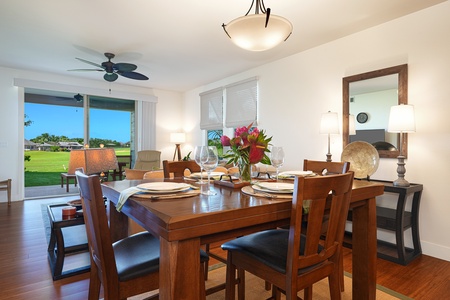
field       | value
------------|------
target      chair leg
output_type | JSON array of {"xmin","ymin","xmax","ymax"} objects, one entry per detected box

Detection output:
[
  {"xmin": 328, "ymin": 270, "xmax": 342, "ymax": 300},
  {"xmin": 303, "ymin": 285, "xmax": 313, "ymax": 300},
  {"xmin": 237, "ymin": 268, "xmax": 245, "ymax": 300},
  {"xmin": 200, "ymin": 262, "xmax": 206, "ymax": 299},
  {"xmin": 204, "ymin": 244, "xmax": 210, "ymax": 280},
  {"xmin": 225, "ymin": 255, "xmax": 237, "ymax": 300},
  {"xmin": 339, "ymin": 250, "xmax": 344, "ymax": 291}
]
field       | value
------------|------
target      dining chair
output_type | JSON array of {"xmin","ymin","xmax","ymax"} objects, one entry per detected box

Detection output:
[
  {"xmin": 133, "ymin": 150, "xmax": 161, "ymax": 170},
  {"xmin": 75, "ymin": 170, "xmax": 209, "ymax": 300},
  {"xmin": 162, "ymin": 160, "xmax": 201, "ymax": 178},
  {"xmin": 222, "ymin": 172, "xmax": 354, "ymax": 300},
  {"xmin": 303, "ymin": 159, "xmax": 350, "ymax": 291},
  {"xmin": 143, "ymin": 170, "xmax": 164, "ymax": 179},
  {"xmin": 123, "ymin": 168, "xmax": 151, "ymax": 180},
  {"xmin": 303, "ymin": 159, "xmax": 350, "ymax": 175}
]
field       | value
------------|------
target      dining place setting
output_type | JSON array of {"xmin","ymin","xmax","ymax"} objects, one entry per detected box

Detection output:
[{"xmin": 116, "ymin": 181, "xmax": 201, "ymax": 211}]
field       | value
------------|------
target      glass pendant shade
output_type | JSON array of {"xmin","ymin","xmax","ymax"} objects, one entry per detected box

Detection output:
[{"xmin": 224, "ymin": 14, "xmax": 292, "ymax": 51}]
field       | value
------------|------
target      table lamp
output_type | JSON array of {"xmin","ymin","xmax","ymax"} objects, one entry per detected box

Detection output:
[
  {"xmin": 68, "ymin": 148, "xmax": 118, "ymax": 181},
  {"xmin": 320, "ymin": 111, "xmax": 340, "ymax": 162},
  {"xmin": 170, "ymin": 132, "xmax": 186, "ymax": 161},
  {"xmin": 388, "ymin": 104, "xmax": 415, "ymax": 186}
]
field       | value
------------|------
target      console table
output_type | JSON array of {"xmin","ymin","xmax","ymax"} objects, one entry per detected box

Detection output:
[
  {"xmin": 346, "ymin": 180, "xmax": 423, "ymax": 265},
  {"xmin": 47, "ymin": 204, "xmax": 90, "ymax": 280}
]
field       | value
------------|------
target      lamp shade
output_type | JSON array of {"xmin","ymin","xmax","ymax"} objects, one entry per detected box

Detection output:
[
  {"xmin": 223, "ymin": 14, "xmax": 293, "ymax": 51},
  {"xmin": 67, "ymin": 148, "xmax": 118, "ymax": 175},
  {"xmin": 388, "ymin": 104, "xmax": 416, "ymax": 133},
  {"xmin": 170, "ymin": 132, "xmax": 186, "ymax": 144},
  {"xmin": 320, "ymin": 112, "xmax": 340, "ymax": 134}
]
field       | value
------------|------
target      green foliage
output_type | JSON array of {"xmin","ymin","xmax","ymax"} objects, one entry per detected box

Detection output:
[
  {"xmin": 182, "ymin": 151, "xmax": 192, "ymax": 161},
  {"xmin": 50, "ymin": 145, "xmax": 60, "ymax": 152}
]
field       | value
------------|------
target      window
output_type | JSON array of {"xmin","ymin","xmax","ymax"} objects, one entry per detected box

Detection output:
[
  {"xmin": 200, "ymin": 77, "xmax": 258, "ymax": 160},
  {"xmin": 225, "ymin": 77, "xmax": 258, "ymax": 128}
]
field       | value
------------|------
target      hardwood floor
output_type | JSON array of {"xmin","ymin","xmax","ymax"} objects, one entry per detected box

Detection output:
[{"xmin": 1, "ymin": 197, "xmax": 449, "ymax": 299}]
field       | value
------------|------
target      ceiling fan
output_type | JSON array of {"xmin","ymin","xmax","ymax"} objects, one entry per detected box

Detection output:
[{"xmin": 69, "ymin": 52, "xmax": 149, "ymax": 82}]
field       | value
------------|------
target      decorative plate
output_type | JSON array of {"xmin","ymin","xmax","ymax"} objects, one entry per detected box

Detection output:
[
  {"xmin": 357, "ymin": 112, "xmax": 369, "ymax": 123},
  {"xmin": 341, "ymin": 141, "xmax": 379, "ymax": 179}
]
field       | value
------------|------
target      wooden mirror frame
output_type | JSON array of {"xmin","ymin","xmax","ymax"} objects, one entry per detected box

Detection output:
[{"xmin": 343, "ymin": 64, "xmax": 408, "ymax": 158}]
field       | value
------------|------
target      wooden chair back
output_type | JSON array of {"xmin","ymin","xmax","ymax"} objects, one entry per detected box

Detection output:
[
  {"xmin": 162, "ymin": 160, "xmax": 201, "ymax": 178},
  {"xmin": 285, "ymin": 172, "xmax": 354, "ymax": 298},
  {"xmin": 77, "ymin": 171, "xmax": 161, "ymax": 300},
  {"xmin": 76, "ymin": 171, "xmax": 121, "ymax": 297},
  {"xmin": 303, "ymin": 159, "xmax": 350, "ymax": 175},
  {"xmin": 75, "ymin": 171, "xmax": 119, "ymax": 291}
]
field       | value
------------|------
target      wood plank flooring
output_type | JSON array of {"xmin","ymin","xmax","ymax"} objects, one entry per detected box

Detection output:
[{"xmin": 1, "ymin": 197, "xmax": 449, "ymax": 299}]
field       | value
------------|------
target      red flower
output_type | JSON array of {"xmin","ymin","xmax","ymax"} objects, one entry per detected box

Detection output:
[{"xmin": 221, "ymin": 123, "xmax": 272, "ymax": 166}]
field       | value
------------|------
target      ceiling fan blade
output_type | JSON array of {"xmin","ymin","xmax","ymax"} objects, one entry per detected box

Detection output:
[
  {"xmin": 68, "ymin": 68, "xmax": 104, "ymax": 72},
  {"xmin": 104, "ymin": 73, "xmax": 118, "ymax": 82},
  {"xmin": 118, "ymin": 71, "xmax": 149, "ymax": 80},
  {"xmin": 114, "ymin": 63, "xmax": 137, "ymax": 72},
  {"xmin": 76, "ymin": 57, "xmax": 104, "ymax": 69}
]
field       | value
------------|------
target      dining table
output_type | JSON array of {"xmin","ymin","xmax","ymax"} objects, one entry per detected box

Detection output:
[{"xmin": 101, "ymin": 177, "xmax": 384, "ymax": 300}]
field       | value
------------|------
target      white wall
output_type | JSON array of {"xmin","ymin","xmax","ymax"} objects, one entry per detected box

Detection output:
[
  {"xmin": 0, "ymin": 66, "xmax": 183, "ymax": 201},
  {"xmin": 183, "ymin": 2, "xmax": 450, "ymax": 261}
]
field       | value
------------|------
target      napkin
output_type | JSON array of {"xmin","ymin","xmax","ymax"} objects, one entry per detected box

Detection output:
[{"xmin": 116, "ymin": 187, "xmax": 142, "ymax": 212}]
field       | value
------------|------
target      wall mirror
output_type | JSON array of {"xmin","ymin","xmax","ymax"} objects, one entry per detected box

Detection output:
[{"xmin": 342, "ymin": 64, "xmax": 408, "ymax": 158}]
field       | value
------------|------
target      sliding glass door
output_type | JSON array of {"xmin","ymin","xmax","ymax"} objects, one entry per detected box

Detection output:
[{"xmin": 24, "ymin": 91, "xmax": 135, "ymax": 194}]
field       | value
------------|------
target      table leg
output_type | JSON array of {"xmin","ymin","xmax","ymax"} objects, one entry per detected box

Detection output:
[
  {"xmin": 159, "ymin": 237, "xmax": 202, "ymax": 300},
  {"xmin": 351, "ymin": 197, "xmax": 377, "ymax": 300}
]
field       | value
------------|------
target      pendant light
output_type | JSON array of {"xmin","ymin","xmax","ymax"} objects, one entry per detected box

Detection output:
[{"xmin": 222, "ymin": 0, "xmax": 293, "ymax": 51}]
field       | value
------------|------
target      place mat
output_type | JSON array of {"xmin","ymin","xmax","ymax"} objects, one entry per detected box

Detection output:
[{"xmin": 241, "ymin": 186, "xmax": 292, "ymax": 199}]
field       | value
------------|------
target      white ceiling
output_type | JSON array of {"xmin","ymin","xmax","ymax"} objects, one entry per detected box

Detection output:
[{"xmin": 0, "ymin": 0, "xmax": 445, "ymax": 92}]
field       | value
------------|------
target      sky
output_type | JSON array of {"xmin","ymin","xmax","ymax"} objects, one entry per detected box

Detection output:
[{"xmin": 25, "ymin": 103, "xmax": 131, "ymax": 143}]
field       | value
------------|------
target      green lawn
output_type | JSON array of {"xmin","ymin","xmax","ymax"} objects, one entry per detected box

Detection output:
[{"xmin": 24, "ymin": 148, "xmax": 130, "ymax": 187}]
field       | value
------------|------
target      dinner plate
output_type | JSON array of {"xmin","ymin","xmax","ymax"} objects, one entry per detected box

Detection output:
[
  {"xmin": 190, "ymin": 172, "xmax": 225, "ymax": 178},
  {"xmin": 136, "ymin": 182, "xmax": 191, "ymax": 193},
  {"xmin": 279, "ymin": 170, "xmax": 314, "ymax": 177},
  {"xmin": 253, "ymin": 182, "xmax": 294, "ymax": 194}
]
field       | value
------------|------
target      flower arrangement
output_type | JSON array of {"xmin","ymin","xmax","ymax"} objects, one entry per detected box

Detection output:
[{"xmin": 220, "ymin": 123, "xmax": 272, "ymax": 181}]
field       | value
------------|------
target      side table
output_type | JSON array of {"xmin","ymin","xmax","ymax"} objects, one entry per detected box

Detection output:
[
  {"xmin": 47, "ymin": 204, "xmax": 90, "ymax": 280},
  {"xmin": 61, "ymin": 173, "xmax": 77, "ymax": 192},
  {"xmin": 346, "ymin": 179, "xmax": 423, "ymax": 265}
]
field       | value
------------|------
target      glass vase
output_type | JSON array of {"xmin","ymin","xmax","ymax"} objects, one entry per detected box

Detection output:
[{"xmin": 239, "ymin": 162, "xmax": 252, "ymax": 182}]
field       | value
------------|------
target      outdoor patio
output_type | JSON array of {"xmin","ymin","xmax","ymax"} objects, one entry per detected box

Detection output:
[{"xmin": 25, "ymin": 184, "xmax": 79, "ymax": 199}]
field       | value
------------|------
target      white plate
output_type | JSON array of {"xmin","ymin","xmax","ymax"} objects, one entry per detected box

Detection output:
[
  {"xmin": 279, "ymin": 170, "xmax": 314, "ymax": 177},
  {"xmin": 190, "ymin": 172, "xmax": 225, "ymax": 178},
  {"xmin": 253, "ymin": 182, "xmax": 294, "ymax": 194},
  {"xmin": 136, "ymin": 182, "xmax": 191, "ymax": 193}
]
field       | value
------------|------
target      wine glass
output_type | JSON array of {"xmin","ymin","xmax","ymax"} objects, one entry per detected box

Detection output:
[
  {"xmin": 193, "ymin": 146, "xmax": 207, "ymax": 184},
  {"xmin": 200, "ymin": 146, "xmax": 219, "ymax": 195},
  {"xmin": 270, "ymin": 146, "xmax": 285, "ymax": 181}
]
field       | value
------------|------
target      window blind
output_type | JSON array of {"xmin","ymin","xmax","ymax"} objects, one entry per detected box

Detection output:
[
  {"xmin": 199, "ymin": 87, "xmax": 223, "ymax": 130},
  {"xmin": 225, "ymin": 77, "xmax": 258, "ymax": 128}
]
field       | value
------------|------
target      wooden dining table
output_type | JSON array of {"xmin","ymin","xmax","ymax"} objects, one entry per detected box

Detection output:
[{"xmin": 102, "ymin": 178, "xmax": 384, "ymax": 300}]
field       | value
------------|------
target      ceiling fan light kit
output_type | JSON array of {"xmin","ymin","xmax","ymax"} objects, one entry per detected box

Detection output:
[
  {"xmin": 222, "ymin": 0, "xmax": 293, "ymax": 51},
  {"xmin": 69, "ymin": 52, "xmax": 149, "ymax": 82}
]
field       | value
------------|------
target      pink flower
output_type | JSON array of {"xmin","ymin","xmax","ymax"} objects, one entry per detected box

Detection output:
[{"xmin": 220, "ymin": 135, "xmax": 231, "ymax": 146}]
